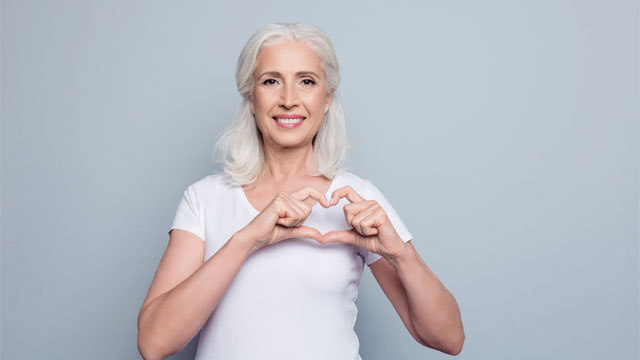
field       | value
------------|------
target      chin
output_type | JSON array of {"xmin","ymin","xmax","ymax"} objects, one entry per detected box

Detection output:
[{"xmin": 271, "ymin": 135, "xmax": 313, "ymax": 149}]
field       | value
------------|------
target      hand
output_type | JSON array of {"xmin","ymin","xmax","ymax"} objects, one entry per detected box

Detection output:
[
  {"xmin": 238, "ymin": 187, "xmax": 331, "ymax": 254},
  {"xmin": 323, "ymin": 186, "xmax": 406, "ymax": 261}
]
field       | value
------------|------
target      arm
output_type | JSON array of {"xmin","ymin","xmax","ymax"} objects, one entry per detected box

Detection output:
[
  {"xmin": 371, "ymin": 242, "xmax": 465, "ymax": 355},
  {"xmin": 137, "ymin": 229, "xmax": 255, "ymax": 359},
  {"xmin": 138, "ymin": 187, "xmax": 329, "ymax": 359},
  {"xmin": 324, "ymin": 185, "xmax": 465, "ymax": 355}
]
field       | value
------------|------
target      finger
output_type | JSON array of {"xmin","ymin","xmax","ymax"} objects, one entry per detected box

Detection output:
[
  {"xmin": 276, "ymin": 215, "xmax": 297, "ymax": 227},
  {"xmin": 282, "ymin": 194, "xmax": 307, "ymax": 227},
  {"xmin": 322, "ymin": 229, "xmax": 358, "ymax": 245},
  {"xmin": 280, "ymin": 195, "xmax": 307, "ymax": 227},
  {"xmin": 290, "ymin": 197, "xmax": 314, "ymax": 225},
  {"xmin": 274, "ymin": 199, "xmax": 301, "ymax": 227},
  {"xmin": 291, "ymin": 187, "xmax": 330, "ymax": 208},
  {"xmin": 322, "ymin": 230, "xmax": 379, "ymax": 254},
  {"xmin": 344, "ymin": 203, "xmax": 363, "ymax": 235},
  {"xmin": 343, "ymin": 200, "xmax": 377, "ymax": 229},
  {"xmin": 351, "ymin": 205, "xmax": 377, "ymax": 236},
  {"xmin": 351, "ymin": 204, "xmax": 380, "ymax": 236},
  {"xmin": 280, "ymin": 225, "xmax": 323, "ymax": 243},
  {"xmin": 330, "ymin": 185, "xmax": 365, "ymax": 206}
]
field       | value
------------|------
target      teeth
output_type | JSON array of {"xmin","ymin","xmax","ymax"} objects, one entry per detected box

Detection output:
[{"xmin": 275, "ymin": 117, "xmax": 304, "ymax": 124}]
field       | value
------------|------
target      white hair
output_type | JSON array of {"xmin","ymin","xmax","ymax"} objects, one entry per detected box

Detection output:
[{"xmin": 213, "ymin": 22, "xmax": 349, "ymax": 186}]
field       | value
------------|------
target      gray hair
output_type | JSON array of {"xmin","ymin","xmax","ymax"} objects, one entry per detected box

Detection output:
[{"xmin": 213, "ymin": 22, "xmax": 349, "ymax": 186}]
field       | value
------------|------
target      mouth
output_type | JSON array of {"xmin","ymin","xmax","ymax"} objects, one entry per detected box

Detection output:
[{"xmin": 272, "ymin": 116, "xmax": 306, "ymax": 129}]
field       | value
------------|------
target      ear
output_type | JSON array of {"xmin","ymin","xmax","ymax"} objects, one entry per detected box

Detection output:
[
  {"xmin": 324, "ymin": 90, "xmax": 334, "ymax": 114},
  {"xmin": 249, "ymin": 93, "xmax": 255, "ymax": 114}
]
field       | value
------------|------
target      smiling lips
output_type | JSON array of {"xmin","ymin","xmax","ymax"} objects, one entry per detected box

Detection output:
[{"xmin": 273, "ymin": 114, "xmax": 306, "ymax": 129}]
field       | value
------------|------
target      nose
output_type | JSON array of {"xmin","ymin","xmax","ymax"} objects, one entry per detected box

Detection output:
[{"xmin": 279, "ymin": 81, "xmax": 299, "ymax": 109}]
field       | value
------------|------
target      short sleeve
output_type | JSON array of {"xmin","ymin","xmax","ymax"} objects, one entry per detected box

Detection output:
[
  {"xmin": 359, "ymin": 180, "xmax": 414, "ymax": 266},
  {"xmin": 168, "ymin": 180, "xmax": 206, "ymax": 242}
]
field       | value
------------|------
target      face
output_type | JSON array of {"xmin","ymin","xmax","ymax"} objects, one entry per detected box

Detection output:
[{"xmin": 249, "ymin": 41, "xmax": 333, "ymax": 150}]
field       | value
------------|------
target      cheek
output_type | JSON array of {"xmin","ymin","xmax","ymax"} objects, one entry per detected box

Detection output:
[
  {"xmin": 304, "ymin": 92, "xmax": 327, "ymax": 112},
  {"xmin": 253, "ymin": 92, "xmax": 277, "ymax": 113}
]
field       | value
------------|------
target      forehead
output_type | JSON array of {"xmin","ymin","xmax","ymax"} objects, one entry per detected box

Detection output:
[{"xmin": 254, "ymin": 41, "xmax": 324, "ymax": 76}]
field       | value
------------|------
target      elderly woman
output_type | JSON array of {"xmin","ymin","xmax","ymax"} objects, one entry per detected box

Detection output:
[{"xmin": 137, "ymin": 23, "xmax": 464, "ymax": 359}]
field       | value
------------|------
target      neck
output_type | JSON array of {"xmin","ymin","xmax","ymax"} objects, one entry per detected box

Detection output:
[{"xmin": 261, "ymin": 142, "xmax": 317, "ymax": 185}]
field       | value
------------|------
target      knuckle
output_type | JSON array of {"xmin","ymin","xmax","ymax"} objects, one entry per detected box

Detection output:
[{"xmin": 345, "ymin": 214, "xmax": 353, "ymax": 225}]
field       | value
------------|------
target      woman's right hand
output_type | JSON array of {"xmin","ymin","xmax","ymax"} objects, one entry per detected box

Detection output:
[{"xmin": 237, "ymin": 187, "xmax": 331, "ymax": 254}]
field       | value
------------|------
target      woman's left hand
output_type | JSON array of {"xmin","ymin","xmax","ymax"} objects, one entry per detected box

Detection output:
[{"xmin": 323, "ymin": 186, "xmax": 407, "ymax": 261}]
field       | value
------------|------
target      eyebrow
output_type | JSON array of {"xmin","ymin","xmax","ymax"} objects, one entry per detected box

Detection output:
[{"xmin": 257, "ymin": 71, "xmax": 320, "ymax": 79}]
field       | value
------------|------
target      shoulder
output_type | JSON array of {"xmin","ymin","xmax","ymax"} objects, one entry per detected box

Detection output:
[
  {"xmin": 336, "ymin": 169, "xmax": 372, "ymax": 195},
  {"xmin": 177, "ymin": 173, "xmax": 240, "ymax": 214},
  {"xmin": 337, "ymin": 170, "xmax": 395, "ymax": 204},
  {"xmin": 183, "ymin": 172, "xmax": 235, "ymax": 196}
]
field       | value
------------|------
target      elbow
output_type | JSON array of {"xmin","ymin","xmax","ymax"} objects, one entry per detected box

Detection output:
[
  {"xmin": 137, "ymin": 332, "xmax": 162, "ymax": 360},
  {"xmin": 138, "ymin": 324, "xmax": 171, "ymax": 360},
  {"xmin": 444, "ymin": 331, "xmax": 465, "ymax": 356},
  {"xmin": 418, "ymin": 330, "xmax": 465, "ymax": 356},
  {"xmin": 138, "ymin": 327, "xmax": 181, "ymax": 360},
  {"xmin": 137, "ymin": 308, "xmax": 180, "ymax": 360}
]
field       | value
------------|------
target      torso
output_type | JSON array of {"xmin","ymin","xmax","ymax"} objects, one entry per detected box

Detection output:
[
  {"xmin": 241, "ymin": 174, "xmax": 333, "ymax": 212},
  {"xmin": 167, "ymin": 171, "xmax": 410, "ymax": 359}
]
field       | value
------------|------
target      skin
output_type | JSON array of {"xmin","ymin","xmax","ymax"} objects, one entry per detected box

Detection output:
[
  {"xmin": 324, "ymin": 186, "xmax": 465, "ymax": 354},
  {"xmin": 243, "ymin": 40, "xmax": 334, "ymax": 212},
  {"xmin": 137, "ymin": 40, "xmax": 465, "ymax": 359},
  {"xmin": 243, "ymin": 40, "xmax": 465, "ymax": 354}
]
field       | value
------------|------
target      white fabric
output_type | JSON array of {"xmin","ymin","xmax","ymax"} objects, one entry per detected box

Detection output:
[{"xmin": 169, "ymin": 170, "xmax": 413, "ymax": 360}]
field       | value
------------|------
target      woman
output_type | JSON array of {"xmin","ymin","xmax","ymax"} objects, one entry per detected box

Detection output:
[{"xmin": 137, "ymin": 23, "xmax": 464, "ymax": 359}]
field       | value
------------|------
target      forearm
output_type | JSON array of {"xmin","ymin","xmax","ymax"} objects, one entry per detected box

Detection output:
[
  {"xmin": 138, "ymin": 232, "xmax": 254, "ymax": 359},
  {"xmin": 388, "ymin": 244, "xmax": 464, "ymax": 354}
]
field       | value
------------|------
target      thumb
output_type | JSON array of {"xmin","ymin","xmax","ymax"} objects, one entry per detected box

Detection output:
[
  {"xmin": 323, "ymin": 230, "xmax": 358, "ymax": 245},
  {"xmin": 279, "ymin": 225, "xmax": 324, "ymax": 243},
  {"xmin": 323, "ymin": 230, "xmax": 377, "ymax": 253}
]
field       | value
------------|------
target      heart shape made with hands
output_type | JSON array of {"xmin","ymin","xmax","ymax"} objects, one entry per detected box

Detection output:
[{"xmin": 284, "ymin": 185, "xmax": 405, "ymax": 260}]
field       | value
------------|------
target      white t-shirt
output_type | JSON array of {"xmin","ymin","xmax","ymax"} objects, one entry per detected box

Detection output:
[{"xmin": 169, "ymin": 170, "xmax": 413, "ymax": 360}]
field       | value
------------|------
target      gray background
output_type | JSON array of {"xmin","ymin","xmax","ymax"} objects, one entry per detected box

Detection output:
[{"xmin": 1, "ymin": 0, "xmax": 638, "ymax": 359}]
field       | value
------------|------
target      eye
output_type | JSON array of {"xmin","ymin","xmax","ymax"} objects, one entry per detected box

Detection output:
[
  {"xmin": 301, "ymin": 78, "xmax": 316, "ymax": 86},
  {"xmin": 262, "ymin": 78, "xmax": 278, "ymax": 85}
]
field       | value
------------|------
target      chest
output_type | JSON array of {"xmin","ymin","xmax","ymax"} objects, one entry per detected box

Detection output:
[
  {"xmin": 204, "ymin": 196, "xmax": 365, "ymax": 295},
  {"xmin": 242, "ymin": 177, "xmax": 333, "ymax": 212}
]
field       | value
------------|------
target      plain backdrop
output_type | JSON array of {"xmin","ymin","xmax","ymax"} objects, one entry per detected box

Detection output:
[{"xmin": 1, "ymin": 0, "xmax": 638, "ymax": 359}]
